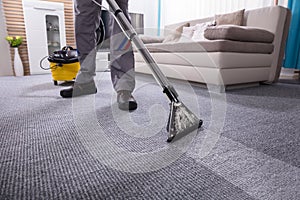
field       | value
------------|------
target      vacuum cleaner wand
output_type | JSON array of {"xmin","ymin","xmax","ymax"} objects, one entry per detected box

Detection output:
[{"xmin": 105, "ymin": 0, "xmax": 203, "ymax": 142}]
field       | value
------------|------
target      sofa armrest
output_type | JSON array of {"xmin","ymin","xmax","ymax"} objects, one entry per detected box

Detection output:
[{"xmin": 244, "ymin": 6, "xmax": 291, "ymax": 82}]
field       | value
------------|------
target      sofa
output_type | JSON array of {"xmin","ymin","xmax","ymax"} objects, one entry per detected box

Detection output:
[{"xmin": 134, "ymin": 6, "xmax": 291, "ymax": 90}]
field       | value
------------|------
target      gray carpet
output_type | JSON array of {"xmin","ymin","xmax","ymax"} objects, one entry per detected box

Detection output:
[{"xmin": 0, "ymin": 72, "xmax": 299, "ymax": 200}]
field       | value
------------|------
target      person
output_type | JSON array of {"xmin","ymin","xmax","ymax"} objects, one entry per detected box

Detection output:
[{"xmin": 60, "ymin": 0, "xmax": 137, "ymax": 111}]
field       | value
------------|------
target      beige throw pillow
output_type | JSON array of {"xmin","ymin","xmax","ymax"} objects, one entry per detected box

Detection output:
[
  {"xmin": 215, "ymin": 9, "xmax": 245, "ymax": 26},
  {"xmin": 163, "ymin": 23, "xmax": 190, "ymax": 43}
]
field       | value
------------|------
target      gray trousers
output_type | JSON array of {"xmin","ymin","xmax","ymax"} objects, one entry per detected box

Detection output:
[{"xmin": 74, "ymin": 0, "xmax": 135, "ymax": 92}]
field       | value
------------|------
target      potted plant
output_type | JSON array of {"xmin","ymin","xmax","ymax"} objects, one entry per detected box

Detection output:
[
  {"xmin": 5, "ymin": 36, "xmax": 24, "ymax": 76},
  {"xmin": 6, "ymin": 36, "xmax": 23, "ymax": 48}
]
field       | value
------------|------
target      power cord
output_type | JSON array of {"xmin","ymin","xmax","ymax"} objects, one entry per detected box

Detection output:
[{"xmin": 40, "ymin": 56, "xmax": 59, "ymax": 70}]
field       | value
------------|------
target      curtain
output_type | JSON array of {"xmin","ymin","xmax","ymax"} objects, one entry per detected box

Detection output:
[
  {"xmin": 283, "ymin": 0, "xmax": 300, "ymax": 69},
  {"xmin": 160, "ymin": 0, "xmax": 273, "ymax": 26}
]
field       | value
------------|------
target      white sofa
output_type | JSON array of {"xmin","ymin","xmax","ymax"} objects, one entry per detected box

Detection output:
[{"xmin": 135, "ymin": 6, "xmax": 291, "ymax": 90}]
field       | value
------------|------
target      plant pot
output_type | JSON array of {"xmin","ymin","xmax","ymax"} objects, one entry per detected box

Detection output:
[{"xmin": 13, "ymin": 48, "xmax": 24, "ymax": 76}]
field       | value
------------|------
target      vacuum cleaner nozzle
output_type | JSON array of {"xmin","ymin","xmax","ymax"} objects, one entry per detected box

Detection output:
[{"xmin": 167, "ymin": 102, "xmax": 203, "ymax": 142}]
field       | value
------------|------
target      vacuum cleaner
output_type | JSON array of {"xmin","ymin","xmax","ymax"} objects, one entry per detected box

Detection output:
[
  {"xmin": 40, "ymin": 46, "xmax": 80, "ymax": 85},
  {"xmin": 95, "ymin": 0, "xmax": 203, "ymax": 142}
]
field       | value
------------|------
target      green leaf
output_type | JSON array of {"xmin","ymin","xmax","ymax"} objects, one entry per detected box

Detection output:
[{"xmin": 5, "ymin": 36, "xmax": 23, "ymax": 47}]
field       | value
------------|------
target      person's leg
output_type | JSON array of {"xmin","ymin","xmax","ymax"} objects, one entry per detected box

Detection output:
[
  {"xmin": 109, "ymin": 0, "xmax": 137, "ymax": 110},
  {"xmin": 110, "ymin": 0, "xmax": 135, "ymax": 92},
  {"xmin": 60, "ymin": 0, "xmax": 102, "ymax": 98},
  {"xmin": 75, "ymin": 0, "xmax": 102, "ymax": 84}
]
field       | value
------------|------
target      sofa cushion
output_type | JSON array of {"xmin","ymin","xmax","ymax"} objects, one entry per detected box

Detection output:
[
  {"xmin": 215, "ymin": 9, "xmax": 245, "ymax": 25},
  {"xmin": 135, "ymin": 52, "xmax": 273, "ymax": 69},
  {"xmin": 144, "ymin": 40, "xmax": 274, "ymax": 54},
  {"xmin": 204, "ymin": 25, "xmax": 275, "ymax": 43},
  {"xmin": 192, "ymin": 29, "xmax": 207, "ymax": 41},
  {"xmin": 139, "ymin": 35, "xmax": 164, "ymax": 44},
  {"xmin": 163, "ymin": 23, "xmax": 190, "ymax": 43}
]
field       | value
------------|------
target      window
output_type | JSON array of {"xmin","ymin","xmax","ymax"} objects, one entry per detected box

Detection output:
[{"xmin": 161, "ymin": 0, "xmax": 274, "ymax": 26}]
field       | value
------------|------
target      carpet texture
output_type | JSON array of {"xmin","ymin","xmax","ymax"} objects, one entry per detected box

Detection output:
[{"xmin": 0, "ymin": 73, "xmax": 299, "ymax": 200}]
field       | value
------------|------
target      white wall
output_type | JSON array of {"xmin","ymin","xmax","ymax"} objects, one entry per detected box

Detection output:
[
  {"xmin": 103, "ymin": 0, "xmax": 159, "ymax": 36},
  {"xmin": 129, "ymin": 0, "xmax": 158, "ymax": 36},
  {"xmin": 278, "ymin": 0, "xmax": 288, "ymax": 7},
  {"xmin": 0, "ymin": 0, "xmax": 13, "ymax": 76}
]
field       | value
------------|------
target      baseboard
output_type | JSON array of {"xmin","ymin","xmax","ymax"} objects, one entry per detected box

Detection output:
[{"xmin": 225, "ymin": 82, "xmax": 260, "ymax": 90}]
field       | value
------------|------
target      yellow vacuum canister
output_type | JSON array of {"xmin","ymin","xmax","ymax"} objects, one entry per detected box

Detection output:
[{"xmin": 40, "ymin": 46, "xmax": 80, "ymax": 85}]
